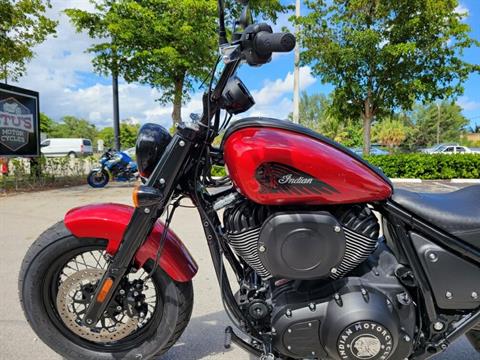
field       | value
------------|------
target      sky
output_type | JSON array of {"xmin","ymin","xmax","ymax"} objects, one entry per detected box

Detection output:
[{"xmin": 11, "ymin": 0, "xmax": 480, "ymax": 130}]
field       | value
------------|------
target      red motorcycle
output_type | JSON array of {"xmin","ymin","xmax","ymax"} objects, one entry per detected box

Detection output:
[{"xmin": 19, "ymin": 1, "xmax": 480, "ymax": 359}]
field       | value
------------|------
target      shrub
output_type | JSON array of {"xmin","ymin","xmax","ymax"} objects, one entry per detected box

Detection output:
[
  {"xmin": 365, "ymin": 154, "xmax": 480, "ymax": 179},
  {"xmin": 210, "ymin": 154, "xmax": 480, "ymax": 180},
  {"xmin": 0, "ymin": 156, "xmax": 95, "ymax": 192}
]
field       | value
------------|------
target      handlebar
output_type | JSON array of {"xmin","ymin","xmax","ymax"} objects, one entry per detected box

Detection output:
[{"xmin": 254, "ymin": 32, "xmax": 296, "ymax": 56}]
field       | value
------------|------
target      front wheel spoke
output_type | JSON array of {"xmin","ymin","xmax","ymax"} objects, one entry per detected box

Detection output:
[
  {"xmin": 90, "ymin": 251, "xmax": 103, "ymax": 268},
  {"xmin": 55, "ymin": 248, "xmax": 160, "ymax": 343},
  {"xmin": 65, "ymin": 264, "xmax": 78, "ymax": 272},
  {"xmin": 78, "ymin": 254, "xmax": 94, "ymax": 269}
]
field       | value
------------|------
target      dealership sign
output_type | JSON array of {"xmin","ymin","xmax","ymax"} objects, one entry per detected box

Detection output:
[{"xmin": 0, "ymin": 84, "xmax": 40, "ymax": 157}]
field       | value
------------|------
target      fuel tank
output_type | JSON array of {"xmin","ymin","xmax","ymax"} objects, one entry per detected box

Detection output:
[{"xmin": 222, "ymin": 118, "xmax": 392, "ymax": 206}]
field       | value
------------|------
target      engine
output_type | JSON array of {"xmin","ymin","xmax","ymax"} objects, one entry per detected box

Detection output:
[
  {"xmin": 223, "ymin": 199, "xmax": 416, "ymax": 360},
  {"xmin": 224, "ymin": 201, "xmax": 379, "ymax": 281}
]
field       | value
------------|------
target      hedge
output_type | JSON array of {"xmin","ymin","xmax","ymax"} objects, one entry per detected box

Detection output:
[
  {"xmin": 0, "ymin": 157, "xmax": 95, "ymax": 193},
  {"xmin": 365, "ymin": 154, "xmax": 480, "ymax": 179},
  {"xmin": 211, "ymin": 154, "xmax": 480, "ymax": 180}
]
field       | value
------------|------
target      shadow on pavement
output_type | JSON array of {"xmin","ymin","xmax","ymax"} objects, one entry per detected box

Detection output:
[{"xmin": 156, "ymin": 310, "xmax": 236, "ymax": 360}]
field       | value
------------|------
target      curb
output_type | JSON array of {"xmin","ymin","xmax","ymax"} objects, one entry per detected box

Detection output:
[
  {"xmin": 390, "ymin": 179, "xmax": 422, "ymax": 183},
  {"xmin": 450, "ymin": 179, "xmax": 480, "ymax": 184},
  {"xmin": 391, "ymin": 178, "xmax": 480, "ymax": 184}
]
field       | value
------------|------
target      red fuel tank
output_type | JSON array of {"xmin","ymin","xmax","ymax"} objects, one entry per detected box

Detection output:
[{"xmin": 222, "ymin": 118, "xmax": 392, "ymax": 206}]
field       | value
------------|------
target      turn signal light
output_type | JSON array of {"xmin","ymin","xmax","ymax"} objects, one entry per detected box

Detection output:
[
  {"xmin": 132, "ymin": 185, "xmax": 140, "ymax": 208},
  {"xmin": 97, "ymin": 277, "xmax": 114, "ymax": 303},
  {"xmin": 132, "ymin": 185, "xmax": 163, "ymax": 208}
]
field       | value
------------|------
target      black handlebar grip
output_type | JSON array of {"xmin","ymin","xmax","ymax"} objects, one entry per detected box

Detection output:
[{"xmin": 254, "ymin": 32, "xmax": 296, "ymax": 55}]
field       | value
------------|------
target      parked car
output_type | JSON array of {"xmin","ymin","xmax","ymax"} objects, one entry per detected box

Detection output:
[
  {"xmin": 40, "ymin": 138, "xmax": 93, "ymax": 158},
  {"xmin": 350, "ymin": 146, "xmax": 389, "ymax": 156},
  {"xmin": 428, "ymin": 144, "xmax": 475, "ymax": 154},
  {"xmin": 420, "ymin": 143, "xmax": 458, "ymax": 154}
]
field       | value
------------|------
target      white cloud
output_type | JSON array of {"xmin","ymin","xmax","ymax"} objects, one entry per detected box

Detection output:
[
  {"xmin": 11, "ymin": 0, "xmax": 315, "ymax": 129},
  {"xmin": 251, "ymin": 66, "xmax": 316, "ymax": 106},
  {"xmin": 457, "ymin": 96, "xmax": 480, "ymax": 111},
  {"xmin": 454, "ymin": 4, "xmax": 469, "ymax": 16},
  {"xmin": 243, "ymin": 66, "xmax": 316, "ymax": 119}
]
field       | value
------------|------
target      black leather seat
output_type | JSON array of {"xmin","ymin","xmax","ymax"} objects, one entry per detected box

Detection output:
[{"xmin": 392, "ymin": 185, "xmax": 480, "ymax": 247}]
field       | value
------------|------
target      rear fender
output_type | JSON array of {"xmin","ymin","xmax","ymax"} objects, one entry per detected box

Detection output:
[{"xmin": 64, "ymin": 203, "xmax": 198, "ymax": 282}]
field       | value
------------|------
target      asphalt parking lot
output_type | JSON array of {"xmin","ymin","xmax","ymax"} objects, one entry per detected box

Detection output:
[{"xmin": 0, "ymin": 181, "xmax": 478, "ymax": 360}]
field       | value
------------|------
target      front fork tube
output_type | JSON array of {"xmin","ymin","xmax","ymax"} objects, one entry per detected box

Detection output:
[{"xmin": 83, "ymin": 132, "xmax": 193, "ymax": 326}]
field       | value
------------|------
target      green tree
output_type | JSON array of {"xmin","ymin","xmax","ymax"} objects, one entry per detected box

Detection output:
[
  {"xmin": 289, "ymin": 91, "xmax": 363, "ymax": 147},
  {"xmin": 0, "ymin": 0, "xmax": 56, "ymax": 82},
  {"xmin": 66, "ymin": 0, "xmax": 218, "ymax": 126},
  {"xmin": 98, "ymin": 121, "xmax": 140, "ymax": 149},
  {"xmin": 469, "ymin": 124, "xmax": 480, "ymax": 133},
  {"xmin": 405, "ymin": 101, "xmax": 469, "ymax": 149},
  {"xmin": 297, "ymin": 0, "xmax": 479, "ymax": 155},
  {"xmin": 372, "ymin": 117, "xmax": 409, "ymax": 151},
  {"xmin": 290, "ymin": 92, "xmax": 332, "ymax": 126},
  {"xmin": 39, "ymin": 112, "xmax": 55, "ymax": 135},
  {"xmin": 66, "ymin": 0, "xmax": 286, "ymax": 127},
  {"xmin": 50, "ymin": 116, "xmax": 98, "ymax": 140},
  {"xmin": 225, "ymin": 0, "xmax": 288, "ymax": 24}
]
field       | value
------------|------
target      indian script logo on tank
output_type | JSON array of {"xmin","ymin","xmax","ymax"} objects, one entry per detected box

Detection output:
[
  {"xmin": 0, "ymin": 97, "xmax": 34, "ymax": 151},
  {"xmin": 256, "ymin": 162, "xmax": 339, "ymax": 196},
  {"xmin": 337, "ymin": 322, "xmax": 393, "ymax": 360},
  {"xmin": 278, "ymin": 173, "xmax": 314, "ymax": 185}
]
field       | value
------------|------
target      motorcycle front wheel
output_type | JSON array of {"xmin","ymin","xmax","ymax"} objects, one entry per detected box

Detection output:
[
  {"xmin": 87, "ymin": 169, "xmax": 110, "ymax": 188},
  {"xmin": 19, "ymin": 222, "xmax": 193, "ymax": 360}
]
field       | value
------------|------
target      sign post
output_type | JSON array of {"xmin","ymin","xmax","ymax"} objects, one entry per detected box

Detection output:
[{"xmin": 0, "ymin": 84, "xmax": 40, "ymax": 157}]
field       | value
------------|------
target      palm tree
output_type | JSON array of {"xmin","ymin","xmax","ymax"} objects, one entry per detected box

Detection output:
[{"xmin": 373, "ymin": 117, "xmax": 409, "ymax": 151}]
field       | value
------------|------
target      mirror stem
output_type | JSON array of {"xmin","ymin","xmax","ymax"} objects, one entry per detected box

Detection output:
[{"xmin": 217, "ymin": 0, "xmax": 228, "ymax": 45}]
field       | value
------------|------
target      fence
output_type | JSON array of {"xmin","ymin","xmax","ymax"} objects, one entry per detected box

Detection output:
[{"xmin": 0, "ymin": 156, "xmax": 97, "ymax": 192}]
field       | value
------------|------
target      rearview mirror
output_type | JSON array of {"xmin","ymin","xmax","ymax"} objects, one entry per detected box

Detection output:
[{"xmin": 238, "ymin": 5, "xmax": 252, "ymax": 29}]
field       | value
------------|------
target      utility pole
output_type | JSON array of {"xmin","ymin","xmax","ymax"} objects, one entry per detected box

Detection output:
[
  {"xmin": 1, "ymin": 30, "xmax": 7, "ymax": 84},
  {"xmin": 110, "ymin": 2, "xmax": 121, "ymax": 151},
  {"xmin": 436, "ymin": 102, "xmax": 441, "ymax": 145},
  {"xmin": 112, "ymin": 71, "xmax": 120, "ymax": 151},
  {"xmin": 292, "ymin": 0, "xmax": 301, "ymax": 124}
]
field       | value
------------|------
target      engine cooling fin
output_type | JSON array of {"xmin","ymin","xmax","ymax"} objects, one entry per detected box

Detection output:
[
  {"xmin": 330, "ymin": 205, "xmax": 380, "ymax": 279},
  {"xmin": 224, "ymin": 201, "xmax": 379, "ymax": 281},
  {"xmin": 227, "ymin": 228, "xmax": 271, "ymax": 279},
  {"xmin": 224, "ymin": 201, "xmax": 272, "ymax": 279}
]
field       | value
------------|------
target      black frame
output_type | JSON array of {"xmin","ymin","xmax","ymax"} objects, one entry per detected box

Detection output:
[{"xmin": 380, "ymin": 200, "xmax": 480, "ymax": 358}]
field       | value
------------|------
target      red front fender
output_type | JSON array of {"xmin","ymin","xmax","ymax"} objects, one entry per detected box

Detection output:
[{"xmin": 64, "ymin": 203, "xmax": 198, "ymax": 282}]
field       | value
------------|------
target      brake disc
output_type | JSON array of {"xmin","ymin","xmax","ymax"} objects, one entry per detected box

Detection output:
[{"xmin": 56, "ymin": 269, "xmax": 138, "ymax": 342}]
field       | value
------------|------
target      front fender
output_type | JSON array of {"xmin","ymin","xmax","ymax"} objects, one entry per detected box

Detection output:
[{"xmin": 64, "ymin": 203, "xmax": 198, "ymax": 282}]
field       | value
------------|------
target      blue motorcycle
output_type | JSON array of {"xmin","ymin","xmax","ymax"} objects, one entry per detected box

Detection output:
[{"xmin": 87, "ymin": 149, "xmax": 138, "ymax": 188}]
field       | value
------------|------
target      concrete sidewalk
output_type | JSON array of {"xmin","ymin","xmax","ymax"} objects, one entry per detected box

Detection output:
[{"xmin": 0, "ymin": 183, "xmax": 478, "ymax": 359}]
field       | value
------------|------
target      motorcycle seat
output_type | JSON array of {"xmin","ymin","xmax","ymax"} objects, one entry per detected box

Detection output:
[{"xmin": 392, "ymin": 185, "xmax": 480, "ymax": 247}]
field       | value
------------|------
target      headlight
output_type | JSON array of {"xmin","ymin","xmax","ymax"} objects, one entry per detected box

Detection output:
[
  {"xmin": 221, "ymin": 76, "xmax": 255, "ymax": 115},
  {"xmin": 135, "ymin": 123, "xmax": 172, "ymax": 178}
]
